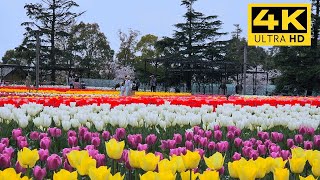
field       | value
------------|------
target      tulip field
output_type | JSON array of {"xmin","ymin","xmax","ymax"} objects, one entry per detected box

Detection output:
[{"xmin": 1, "ymin": 87, "xmax": 320, "ymax": 179}]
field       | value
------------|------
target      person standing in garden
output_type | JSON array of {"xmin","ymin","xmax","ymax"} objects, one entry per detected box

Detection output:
[
  {"xmin": 150, "ymin": 75, "xmax": 157, "ymax": 92},
  {"xmin": 124, "ymin": 76, "xmax": 132, "ymax": 96},
  {"xmin": 25, "ymin": 74, "xmax": 32, "ymax": 92}
]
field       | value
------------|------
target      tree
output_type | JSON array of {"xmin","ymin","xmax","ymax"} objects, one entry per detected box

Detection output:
[
  {"xmin": 116, "ymin": 29, "xmax": 140, "ymax": 66},
  {"xmin": 1, "ymin": 46, "xmax": 36, "ymax": 66},
  {"xmin": 68, "ymin": 22, "xmax": 114, "ymax": 78},
  {"xmin": 22, "ymin": 0, "xmax": 83, "ymax": 82},
  {"xmin": 160, "ymin": 0, "xmax": 227, "ymax": 91}
]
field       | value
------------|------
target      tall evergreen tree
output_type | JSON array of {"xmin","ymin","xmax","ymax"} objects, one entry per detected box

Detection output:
[{"xmin": 22, "ymin": 0, "xmax": 83, "ymax": 82}]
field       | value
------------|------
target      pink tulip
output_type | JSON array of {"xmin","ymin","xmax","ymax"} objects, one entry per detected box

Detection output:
[
  {"xmin": 295, "ymin": 134, "xmax": 303, "ymax": 144},
  {"xmin": 167, "ymin": 140, "xmax": 176, "ymax": 149},
  {"xmin": 47, "ymin": 154, "xmax": 62, "ymax": 170},
  {"xmin": 257, "ymin": 145, "xmax": 267, "ymax": 155},
  {"xmin": 38, "ymin": 149, "xmax": 49, "ymax": 161},
  {"xmin": 299, "ymin": 126, "xmax": 307, "ymax": 135},
  {"xmin": 0, "ymin": 143, "xmax": 6, "ymax": 153},
  {"xmin": 199, "ymin": 137, "xmax": 208, "ymax": 147},
  {"xmin": 226, "ymin": 131, "xmax": 235, "ymax": 140},
  {"xmin": 205, "ymin": 130, "xmax": 213, "ymax": 139},
  {"xmin": 120, "ymin": 149, "xmax": 129, "ymax": 163},
  {"xmin": 128, "ymin": 135, "xmax": 139, "ymax": 149},
  {"xmin": 307, "ymin": 127, "xmax": 315, "ymax": 136},
  {"xmin": 214, "ymin": 130, "xmax": 222, "ymax": 141},
  {"xmin": 249, "ymin": 150, "xmax": 259, "ymax": 160},
  {"xmin": 173, "ymin": 134, "xmax": 182, "ymax": 144},
  {"xmin": 91, "ymin": 137, "xmax": 101, "ymax": 148},
  {"xmin": 63, "ymin": 160, "xmax": 73, "ymax": 172},
  {"xmin": 207, "ymin": 141, "xmax": 216, "ymax": 151},
  {"xmin": 193, "ymin": 126, "xmax": 201, "ymax": 134},
  {"xmin": 218, "ymin": 166, "xmax": 225, "ymax": 175},
  {"xmin": 304, "ymin": 141, "xmax": 313, "ymax": 150},
  {"xmin": 243, "ymin": 140, "xmax": 253, "ymax": 147},
  {"xmin": 115, "ymin": 128, "xmax": 126, "ymax": 140},
  {"xmin": 33, "ymin": 165, "xmax": 47, "ymax": 180},
  {"xmin": 213, "ymin": 125, "xmax": 220, "ymax": 131},
  {"xmin": 227, "ymin": 126, "xmax": 237, "ymax": 132},
  {"xmin": 84, "ymin": 131, "xmax": 92, "ymax": 142},
  {"xmin": 160, "ymin": 140, "xmax": 168, "ymax": 150},
  {"xmin": 195, "ymin": 148, "xmax": 205, "ymax": 158},
  {"xmin": 101, "ymin": 131, "xmax": 110, "ymax": 141},
  {"xmin": 281, "ymin": 150, "xmax": 291, "ymax": 160},
  {"xmin": 234, "ymin": 128, "xmax": 241, "ymax": 137},
  {"xmin": 137, "ymin": 144, "xmax": 148, "ymax": 151},
  {"xmin": 39, "ymin": 133, "xmax": 48, "ymax": 140},
  {"xmin": 3, "ymin": 147, "xmax": 14, "ymax": 159},
  {"xmin": 48, "ymin": 127, "xmax": 61, "ymax": 137},
  {"xmin": 256, "ymin": 140, "xmax": 263, "ymax": 146},
  {"xmin": 194, "ymin": 135, "xmax": 201, "ymax": 144},
  {"xmin": 30, "ymin": 131, "xmax": 40, "ymax": 140},
  {"xmin": 232, "ymin": 152, "xmax": 242, "ymax": 161},
  {"xmin": 314, "ymin": 135, "xmax": 320, "ymax": 147},
  {"xmin": 269, "ymin": 145, "xmax": 281, "ymax": 153},
  {"xmin": 270, "ymin": 152, "xmax": 280, "ymax": 158},
  {"xmin": 67, "ymin": 130, "xmax": 77, "ymax": 137},
  {"xmin": 216, "ymin": 141, "xmax": 229, "ymax": 153},
  {"xmin": 0, "ymin": 154, "xmax": 11, "ymax": 168},
  {"xmin": 185, "ymin": 131, "xmax": 194, "ymax": 141},
  {"xmin": 40, "ymin": 137, "xmax": 51, "ymax": 149},
  {"xmin": 0, "ymin": 138, "xmax": 9, "ymax": 147},
  {"xmin": 88, "ymin": 149, "xmax": 99, "ymax": 158},
  {"xmin": 12, "ymin": 128, "xmax": 22, "ymax": 140},
  {"xmin": 68, "ymin": 136, "xmax": 78, "ymax": 147},
  {"xmin": 234, "ymin": 138, "xmax": 243, "ymax": 148},
  {"xmin": 249, "ymin": 138, "xmax": 257, "ymax": 144},
  {"xmin": 18, "ymin": 140, "xmax": 28, "ymax": 149},
  {"xmin": 185, "ymin": 141, "xmax": 194, "ymax": 151},
  {"xmin": 145, "ymin": 134, "xmax": 157, "ymax": 146},
  {"xmin": 15, "ymin": 161, "xmax": 26, "ymax": 174},
  {"xmin": 287, "ymin": 139, "xmax": 295, "ymax": 148},
  {"xmin": 16, "ymin": 136, "xmax": 27, "ymax": 143},
  {"xmin": 242, "ymin": 146, "xmax": 252, "ymax": 158},
  {"xmin": 155, "ymin": 152, "xmax": 164, "ymax": 160},
  {"xmin": 94, "ymin": 154, "xmax": 106, "ymax": 167},
  {"xmin": 169, "ymin": 149, "xmax": 181, "ymax": 156},
  {"xmin": 78, "ymin": 126, "xmax": 88, "ymax": 140},
  {"xmin": 264, "ymin": 140, "xmax": 272, "ymax": 148},
  {"xmin": 85, "ymin": 145, "xmax": 95, "ymax": 150},
  {"xmin": 92, "ymin": 132, "xmax": 100, "ymax": 138},
  {"xmin": 197, "ymin": 129, "xmax": 205, "ymax": 137}
]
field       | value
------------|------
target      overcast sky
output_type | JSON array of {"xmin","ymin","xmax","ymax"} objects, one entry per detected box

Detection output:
[{"xmin": 0, "ymin": 0, "xmax": 309, "ymax": 58}]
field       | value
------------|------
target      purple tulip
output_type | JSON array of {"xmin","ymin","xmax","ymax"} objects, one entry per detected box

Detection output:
[
  {"xmin": 214, "ymin": 130, "xmax": 222, "ymax": 141},
  {"xmin": 84, "ymin": 131, "xmax": 92, "ymax": 142},
  {"xmin": 0, "ymin": 143, "xmax": 6, "ymax": 153},
  {"xmin": 160, "ymin": 140, "xmax": 168, "ymax": 150},
  {"xmin": 307, "ymin": 127, "xmax": 315, "ymax": 136},
  {"xmin": 243, "ymin": 140, "xmax": 253, "ymax": 147},
  {"xmin": 12, "ymin": 128, "xmax": 22, "ymax": 140},
  {"xmin": 242, "ymin": 146, "xmax": 253, "ymax": 158},
  {"xmin": 38, "ymin": 149, "xmax": 49, "ymax": 161},
  {"xmin": 145, "ymin": 134, "xmax": 157, "ymax": 146},
  {"xmin": 304, "ymin": 141, "xmax": 313, "ymax": 150},
  {"xmin": 314, "ymin": 135, "xmax": 320, "ymax": 147},
  {"xmin": 287, "ymin": 139, "xmax": 295, "ymax": 148},
  {"xmin": 256, "ymin": 140, "xmax": 263, "ymax": 146},
  {"xmin": 85, "ymin": 145, "xmax": 95, "ymax": 151},
  {"xmin": 258, "ymin": 131, "xmax": 263, "ymax": 139},
  {"xmin": 258, "ymin": 145, "xmax": 267, "ymax": 155},
  {"xmin": 47, "ymin": 154, "xmax": 62, "ymax": 170},
  {"xmin": 271, "ymin": 132, "xmax": 280, "ymax": 142},
  {"xmin": 173, "ymin": 134, "xmax": 182, "ymax": 144},
  {"xmin": 18, "ymin": 140, "xmax": 28, "ymax": 149},
  {"xmin": 194, "ymin": 135, "xmax": 201, "ymax": 144},
  {"xmin": 92, "ymin": 132, "xmax": 100, "ymax": 138},
  {"xmin": 169, "ymin": 149, "xmax": 181, "ymax": 156},
  {"xmin": 218, "ymin": 166, "xmax": 225, "ymax": 175},
  {"xmin": 78, "ymin": 126, "xmax": 88, "ymax": 139},
  {"xmin": 137, "ymin": 143, "xmax": 148, "ymax": 151},
  {"xmin": 67, "ymin": 130, "xmax": 77, "ymax": 137},
  {"xmin": 249, "ymin": 138, "xmax": 257, "ymax": 145},
  {"xmin": 216, "ymin": 141, "xmax": 229, "ymax": 153},
  {"xmin": 269, "ymin": 145, "xmax": 281, "ymax": 153},
  {"xmin": 101, "ymin": 131, "xmax": 110, "ymax": 141},
  {"xmin": 30, "ymin": 131, "xmax": 40, "ymax": 140},
  {"xmin": 128, "ymin": 135, "xmax": 138, "ymax": 149},
  {"xmin": 168, "ymin": 140, "xmax": 176, "ymax": 149},
  {"xmin": 91, "ymin": 137, "xmax": 101, "ymax": 148},
  {"xmin": 88, "ymin": 149, "xmax": 99, "ymax": 158},
  {"xmin": 115, "ymin": 128, "xmax": 126, "ymax": 140},
  {"xmin": 94, "ymin": 154, "xmax": 106, "ymax": 167},
  {"xmin": 63, "ymin": 160, "xmax": 73, "ymax": 172},
  {"xmin": 232, "ymin": 152, "xmax": 242, "ymax": 161},
  {"xmin": 299, "ymin": 126, "xmax": 307, "ymax": 135},
  {"xmin": 249, "ymin": 150, "xmax": 259, "ymax": 160},
  {"xmin": 16, "ymin": 136, "xmax": 27, "ymax": 143},
  {"xmin": 264, "ymin": 140, "xmax": 272, "ymax": 148},
  {"xmin": 207, "ymin": 141, "xmax": 216, "ymax": 151},
  {"xmin": 3, "ymin": 147, "xmax": 14, "ymax": 159},
  {"xmin": 15, "ymin": 161, "xmax": 26, "ymax": 174},
  {"xmin": 185, "ymin": 141, "xmax": 194, "ymax": 151},
  {"xmin": 39, "ymin": 133, "xmax": 48, "ymax": 140},
  {"xmin": 234, "ymin": 128, "xmax": 241, "ymax": 137},
  {"xmin": 0, "ymin": 154, "xmax": 11, "ymax": 168},
  {"xmin": 195, "ymin": 148, "xmax": 205, "ymax": 158},
  {"xmin": 48, "ymin": 127, "xmax": 61, "ymax": 137},
  {"xmin": 199, "ymin": 137, "xmax": 208, "ymax": 147},
  {"xmin": 234, "ymin": 138, "xmax": 243, "ymax": 148},
  {"xmin": 40, "ymin": 137, "xmax": 51, "ymax": 149},
  {"xmin": 213, "ymin": 125, "xmax": 220, "ymax": 131},
  {"xmin": 295, "ymin": 134, "xmax": 304, "ymax": 144},
  {"xmin": 281, "ymin": 150, "xmax": 291, "ymax": 160},
  {"xmin": 185, "ymin": 131, "xmax": 194, "ymax": 141},
  {"xmin": 120, "ymin": 149, "xmax": 129, "ymax": 163},
  {"xmin": 33, "ymin": 165, "xmax": 47, "ymax": 180},
  {"xmin": 227, "ymin": 126, "xmax": 237, "ymax": 132},
  {"xmin": 270, "ymin": 152, "xmax": 280, "ymax": 158},
  {"xmin": 205, "ymin": 130, "xmax": 213, "ymax": 139},
  {"xmin": 68, "ymin": 136, "xmax": 78, "ymax": 147},
  {"xmin": 193, "ymin": 126, "xmax": 201, "ymax": 134},
  {"xmin": 0, "ymin": 138, "xmax": 9, "ymax": 147},
  {"xmin": 155, "ymin": 151, "xmax": 164, "ymax": 160},
  {"xmin": 227, "ymin": 131, "xmax": 235, "ymax": 140}
]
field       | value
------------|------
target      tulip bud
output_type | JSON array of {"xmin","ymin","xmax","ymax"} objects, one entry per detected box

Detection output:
[
  {"xmin": 91, "ymin": 137, "xmax": 101, "ymax": 148},
  {"xmin": 227, "ymin": 126, "xmax": 237, "ymax": 132},
  {"xmin": 197, "ymin": 129, "xmax": 205, "ymax": 137},
  {"xmin": 234, "ymin": 138, "xmax": 243, "ymax": 148},
  {"xmin": 207, "ymin": 141, "xmax": 216, "ymax": 151},
  {"xmin": 39, "ymin": 133, "xmax": 48, "ymax": 140},
  {"xmin": 270, "ymin": 151, "xmax": 280, "ymax": 158},
  {"xmin": 12, "ymin": 128, "xmax": 22, "ymax": 140},
  {"xmin": 193, "ymin": 126, "xmax": 201, "ymax": 134},
  {"xmin": 145, "ymin": 134, "xmax": 157, "ymax": 146},
  {"xmin": 281, "ymin": 150, "xmax": 291, "ymax": 160},
  {"xmin": 199, "ymin": 137, "xmax": 208, "ymax": 147},
  {"xmin": 234, "ymin": 128, "xmax": 241, "ymax": 137},
  {"xmin": 232, "ymin": 152, "xmax": 241, "ymax": 161},
  {"xmin": 257, "ymin": 145, "xmax": 267, "ymax": 155},
  {"xmin": 173, "ymin": 134, "xmax": 182, "ymax": 144},
  {"xmin": 185, "ymin": 141, "xmax": 194, "ymax": 151},
  {"xmin": 15, "ymin": 161, "xmax": 26, "ymax": 174},
  {"xmin": 40, "ymin": 137, "xmax": 51, "ymax": 149},
  {"xmin": 33, "ymin": 165, "xmax": 47, "ymax": 180},
  {"xmin": 63, "ymin": 160, "xmax": 73, "ymax": 172},
  {"xmin": 213, "ymin": 125, "xmax": 220, "ymax": 131},
  {"xmin": 137, "ymin": 143, "xmax": 148, "ymax": 151},
  {"xmin": 84, "ymin": 131, "xmax": 92, "ymax": 142},
  {"xmin": 92, "ymin": 132, "xmax": 100, "ymax": 138},
  {"xmin": 214, "ymin": 130, "xmax": 222, "ymax": 141},
  {"xmin": 94, "ymin": 154, "xmax": 106, "ymax": 167},
  {"xmin": 3, "ymin": 147, "xmax": 14, "ymax": 159},
  {"xmin": 0, "ymin": 138, "xmax": 9, "ymax": 147},
  {"xmin": 47, "ymin": 154, "xmax": 62, "ymax": 171},
  {"xmin": 304, "ymin": 141, "xmax": 313, "ymax": 150},
  {"xmin": 227, "ymin": 131, "xmax": 235, "ymax": 140},
  {"xmin": 299, "ymin": 126, "xmax": 307, "ymax": 135},
  {"xmin": 307, "ymin": 127, "xmax": 315, "ymax": 136},
  {"xmin": 18, "ymin": 140, "xmax": 28, "ymax": 149},
  {"xmin": 30, "ymin": 131, "xmax": 39, "ymax": 140},
  {"xmin": 294, "ymin": 134, "xmax": 303, "ymax": 144},
  {"xmin": 216, "ymin": 141, "xmax": 229, "ymax": 153},
  {"xmin": 38, "ymin": 149, "xmax": 49, "ymax": 161},
  {"xmin": 205, "ymin": 130, "xmax": 213, "ymax": 139},
  {"xmin": 314, "ymin": 135, "xmax": 320, "ymax": 147},
  {"xmin": 0, "ymin": 154, "xmax": 11, "ymax": 168},
  {"xmin": 185, "ymin": 131, "xmax": 194, "ymax": 141},
  {"xmin": 68, "ymin": 136, "xmax": 78, "ymax": 147},
  {"xmin": 101, "ymin": 131, "xmax": 110, "ymax": 141},
  {"xmin": 115, "ymin": 128, "xmax": 126, "ymax": 140},
  {"xmin": 67, "ymin": 130, "xmax": 77, "ymax": 137}
]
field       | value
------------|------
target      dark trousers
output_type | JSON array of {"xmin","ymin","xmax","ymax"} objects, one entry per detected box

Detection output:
[{"xmin": 151, "ymin": 86, "xmax": 156, "ymax": 92}]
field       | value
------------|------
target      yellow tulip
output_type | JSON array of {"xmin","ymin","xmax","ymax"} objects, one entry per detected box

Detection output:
[
  {"xmin": 292, "ymin": 147, "xmax": 306, "ymax": 158},
  {"xmin": 273, "ymin": 168, "xmax": 289, "ymax": 180},
  {"xmin": 0, "ymin": 168, "xmax": 30, "ymax": 180},
  {"xmin": 17, "ymin": 147, "xmax": 39, "ymax": 168},
  {"xmin": 156, "ymin": 172, "xmax": 176, "ymax": 180},
  {"xmin": 53, "ymin": 169, "xmax": 78, "ymax": 180},
  {"xmin": 264, "ymin": 157, "xmax": 275, "ymax": 173},
  {"xmin": 308, "ymin": 150, "xmax": 320, "ymax": 166},
  {"xmin": 67, "ymin": 150, "xmax": 90, "ymax": 168},
  {"xmin": 128, "ymin": 150, "xmax": 145, "ymax": 169},
  {"xmin": 140, "ymin": 153, "xmax": 160, "ymax": 171},
  {"xmin": 254, "ymin": 157, "xmax": 268, "ymax": 179},
  {"xmin": 204, "ymin": 152, "xmax": 224, "ymax": 170},
  {"xmin": 88, "ymin": 166, "xmax": 111, "ymax": 180},
  {"xmin": 182, "ymin": 150, "xmax": 201, "ymax": 170},
  {"xmin": 76, "ymin": 155, "xmax": 97, "ymax": 175},
  {"xmin": 228, "ymin": 161, "xmax": 239, "ymax": 178},
  {"xmin": 158, "ymin": 159, "xmax": 177, "ymax": 174},
  {"xmin": 311, "ymin": 159, "xmax": 320, "ymax": 177},
  {"xmin": 108, "ymin": 172, "xmax": 125, "ymax": 180},
  {"xmin": 236, "ymin": 159, "xmax": 258, "ymax": 180},
  {"xmin": 180, "ymin": 170, "xmax": 199, "ymax": 180},
  {"xmin": 289, "ymin": 157, "xmax": 306, "ymax": 174},
  {"xmin": 105, "ymin": 139, "xmax": 125, "ymax": 160},
  {"xmin": 170, "ymin": 155, "xmax": 186, "ymax": 172},
  {"xmin": 199, "ymin": 170, "xmax": 220, "ymax": 180},
  {"xmin": 271, "ymin": 157, "xmax": 288, "ymax": 172},
  {"xmin": 299, "ymin": 175, "xmax": 317, "ymax": 180},
  {"xmin": 140, "ymin": 171, "xmax": 156, "ymax": 180}
]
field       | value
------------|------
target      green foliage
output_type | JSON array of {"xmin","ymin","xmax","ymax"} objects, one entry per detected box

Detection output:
[{"xmin": 116, "ymin": 29, "xmax": 140, "ymax": 66}]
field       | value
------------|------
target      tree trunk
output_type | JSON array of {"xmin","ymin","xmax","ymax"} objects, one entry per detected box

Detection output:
[{"xmin": 50, "ymin": 0, "xmax": 56, "ymax": 82}]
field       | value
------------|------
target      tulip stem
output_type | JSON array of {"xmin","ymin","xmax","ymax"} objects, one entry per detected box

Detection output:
[
  {"xmin": 135, "ymin": 169, "xmax": 138, "ymax": 180},
  {"xmin": 190, "ymin": 169, "xmax": 192, "ymax": 180}
]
